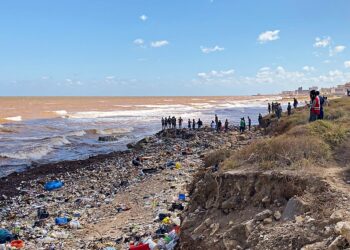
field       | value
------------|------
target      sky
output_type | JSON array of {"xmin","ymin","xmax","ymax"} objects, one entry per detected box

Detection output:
[{"xmin": 1, "ymin": 0, "xmax": 350, "ymax": 96}]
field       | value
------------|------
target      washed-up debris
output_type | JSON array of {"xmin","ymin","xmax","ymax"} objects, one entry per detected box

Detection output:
[{"xmin": 0, "ymin": 128, "xmax": 256, "ymax": 249}]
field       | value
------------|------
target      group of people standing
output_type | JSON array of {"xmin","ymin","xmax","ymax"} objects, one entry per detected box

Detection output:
[{"xmin": 161, "ymin": 116, "xmax": 183, "ymax": 129}]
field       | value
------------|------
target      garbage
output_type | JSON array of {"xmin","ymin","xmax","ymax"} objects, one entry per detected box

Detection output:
[
  {"xmin": 37, "ymin": 207, "xmax": 49, "ymax": 220},
  {"xmin": 129, "ymin": 242, "xmax": 150, "ymax": 250},
  {"xmin": 162, "ymin": 217, "xmax": 171, "ymax": 224},
  {"xmin": 10, "ymin": 240, "xmax": 24, "ymax": 248},
  {"xmin": 55, "ymin": 217, "xmax": 70, "ymax": 225},
  {"xmin": 143, "ymin": 238, "xmax": 157, "ymax": 250},
  {"xmin": 69, "ymin": 220, "xmax": 81, "ymax": 229},
  {"xmin": 175, "ymin": 162, "xmax": 182, "ymax": 169},
  {"xmin": 169, "ymin": 202, "xmax": 184, "ymax": 211},
  {"xmin": 0, "ymin": 229, "xmax": 13, "ymax": 244},
  {"xmin": 103, "ymin": 247, "xmax": 116, "ymax": 250},
  {"xmin": 166, "ymin": 161, "xmax": 175, "ymax": 167},
  {"xmin": 178, "ymin": 193, "xmax": 186, "ymax": 201},
  {"xmin": 158, "ymin": 213, "xmax": 170, "ymax": 221},
  {"xmin": 44, "ymin": 180, "xmax": 64, "ymax": 191},
  {"xmin": 132, "ymin": 157, "xmax": 142, "ymax": 166}
]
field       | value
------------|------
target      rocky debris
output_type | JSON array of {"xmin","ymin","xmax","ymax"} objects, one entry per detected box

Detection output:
[
  {"xmin": 281, "ymin": 196, "xmax": 309, "ymax": 221},
  {"xmin": 98, "ymin": 135, "xmax": 119, "ymax": 142},
  {"xmin": 0, "ymin": 128, "xmax": 252, "ymax": 249},
  {"xmin": 255, "ymin": 209, "xmax": 273, "ymax": 221}
]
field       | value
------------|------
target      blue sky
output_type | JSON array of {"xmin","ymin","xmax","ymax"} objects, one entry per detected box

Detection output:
[{"xmin": 1, "ymin": 0, "xmax": 350, "ymax": 96}]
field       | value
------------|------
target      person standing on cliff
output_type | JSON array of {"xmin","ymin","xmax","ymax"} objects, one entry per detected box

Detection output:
[
  {"xmin": 192, "ymin": 119, "xmax": 196, "ymax": 130},
  {"xmin": 224, "ymin": 119, "xmax": 229, "ymax": 132},
  {"xmin": 178, "ymin": 117, "xmax": 183, "ymax": 129},
  {"xmin": 188, "ymin": 119, "xmax": 191, "ymax": 129},
  {"xmin": 217, "ymin": 120, "xmax": 222, "ymax": 132},
  {"xmin": 316, "ymin": 91, "xmax": 324, "ymax": 120},
  {"xmin": 215, "ymin": 114, "xmax": 218, "ymax": 127},
  {"xmin": 287, "ymin": 102, "xmax": 292, "ymax": 116},
  {"xmin": 268, "ymin": 103, "xmax": 271, "ymax": 114},
  {"xmin": 258, "ymin": 113, "xmax": 263, "ymax": 127},
  {"xmin": 293, "ymin": 98, "xmax": 298, "ymax": 109},
  {"xmin": 161, "ymin": 117, "xmax": 165, "ymax": 130},
  {"xmin": 247, "ymin": 116, "xmax": 251, "ymax": 131},
  {"xmin": 211, "ymin": 120, "xmax": 216, "ymax": 131},
  {"xmin": 309, "ymin": 90, "xmax": 320, "ymax": 122},
  {"xmin": 240, "ymin": 118, "xmax": 246, "ymax": 133}
]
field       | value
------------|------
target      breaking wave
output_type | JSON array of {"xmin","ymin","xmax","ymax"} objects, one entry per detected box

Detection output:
[
  {"xmin": 5, "ymin": 116, "xmax": 22, "ymax": 122},
  {"xmin": 85, "ymin": 127, "xmax": 133, "ymax": 135}
]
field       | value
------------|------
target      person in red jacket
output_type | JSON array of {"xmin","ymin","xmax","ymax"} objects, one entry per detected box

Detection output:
[{"xmin": 309, "ymin": 90, "xmax": 320, "ymax": 122}]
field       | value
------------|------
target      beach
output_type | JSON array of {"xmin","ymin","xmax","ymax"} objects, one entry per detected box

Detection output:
[{"xmin": 0, "ymin": 126, "xmax": 262, "ymax": 249}]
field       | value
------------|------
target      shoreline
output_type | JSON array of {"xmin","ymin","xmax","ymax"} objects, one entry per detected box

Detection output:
[{"xmin": 0, "ymin": 126, "xmax": 262, "ymax": 249}]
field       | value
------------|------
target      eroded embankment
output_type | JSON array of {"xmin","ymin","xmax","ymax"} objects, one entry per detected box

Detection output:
[{"xmin": 179, "ymin": 170, "xmax": 349, "ymax": 250}]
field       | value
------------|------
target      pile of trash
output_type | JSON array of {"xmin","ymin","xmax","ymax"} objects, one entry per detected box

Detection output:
[{"xmin": 0, "ymin": 128, "xmax": 262, "ymax": 249}]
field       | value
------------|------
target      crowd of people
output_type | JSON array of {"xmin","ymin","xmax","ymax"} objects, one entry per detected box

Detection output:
[
  {"xmin": 161, "ymin": 114, "xmax": 253, "ymax": 134},
  {"xmin": 161, "ymin": 91, "xmax": 328, "ymax": 134}
]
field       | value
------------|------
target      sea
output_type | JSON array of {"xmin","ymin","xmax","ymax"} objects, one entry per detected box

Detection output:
[{"xmin": 0, "ymin": 96, "xmax": 282, "ymax": 177}]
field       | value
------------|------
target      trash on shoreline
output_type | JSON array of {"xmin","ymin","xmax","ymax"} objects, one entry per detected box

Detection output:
[{"xmin": 44, "ymin": 180, "xmax": 64, "ymax": 191}]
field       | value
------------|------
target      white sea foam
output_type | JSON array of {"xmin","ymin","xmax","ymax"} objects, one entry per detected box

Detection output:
[
  {"xmin": 5, "ymin": 116, "xmax": 22, "ymax": 121},
  {"xmin": 0, "ymin": 136, "xmax": 70, "ymax": 160},
  {"xmin": 54, "ymin": 110, "xmax": 68, "ymax": 116},
  {"xmin": 67, "ymin": 130, "xmax": 86, "ymax": 137}
]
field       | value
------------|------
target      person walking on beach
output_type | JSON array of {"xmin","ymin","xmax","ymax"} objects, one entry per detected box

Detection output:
[
  {"xmin": 188, "ymin": 119, "xmax": 191, "ymax": 129},
  {"xmin": 293, "ymin": 98, "xmax": 298, "ymax": 109},
  {"xmin": 287, "ymin": 102, "xmax": 292, "ymax": 116},
  {"xmin": 211, "ymin": 120, "xmax": 216, "ymax": 131},
  {"xmin": 192, "ymin": 119, "xmax": 196, "ymax": 130},
  {"xmin": 224, "ymin": 119, "xmax": 229, "ymax": 132},
  {"xmin": 239, "ymin": 118, "xmax": 246, "ymax": 133},
  {"xmin": 268, "ymin": 103, "xmax": 271, "ymax": 114},
  {"xmin": 309, "ymin": 90, "xmax": 320, "ymax": 122},
  {"xmin": 217, "ymin": 120, "xmax": 222, "ymax": 132},
  {"xmin": 247, "ymin": 116, "xmax": 251, "ymax": 131},
  {"xmin": 178, "ymin": 117, "xmax": 183, "ymax": 128}
]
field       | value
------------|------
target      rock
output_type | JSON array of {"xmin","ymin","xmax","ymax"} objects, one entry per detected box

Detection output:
[
  {"xmin": 261, "ymin": 196, "xmax": 270, "ymax": 204},
  {"xmin": 98, "ymin": 135, "xmax": 119, "ymax": 142},
  {"xmin": 301, "ymin": 241, "xmax": 326, "ymax": 250},
  {"xmin": 255, "ymin": 209, "xmax": 272, "ymax": 221},
  {"xmin": 273, "ymin": 211, "xmax": 281, "ymax": 221},
  {"xmin": 330, "ymin": 209, "xmax": 350, "ymax": 222},
  {"xmin": 335, "ymin": 221, "xmax": 350, "ymax": 243},
  {"xmin": 328, "ymin": 235, "xmax": 348, "ymax": 250},
  {"xmin": 282, "ymin": 196, "xmax": 309, "ymax": 221},
  {"xmin": 263, "ymin": 217, "xmax": 272, "ymax": 224}
]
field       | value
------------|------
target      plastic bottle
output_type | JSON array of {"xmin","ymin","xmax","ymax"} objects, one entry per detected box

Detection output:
[{"xmin": 143, "ymin": 238, "xmax": 157, "ymax": 250}]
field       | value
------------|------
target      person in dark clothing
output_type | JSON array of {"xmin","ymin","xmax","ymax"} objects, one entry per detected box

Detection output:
[
  {"xmin": 224, "ymin": 119, "xmax": 229, "ymax": 132},
  {"xmin": 293, "ymin": 98, "xmax": 298, "ymax": 109},
  {"xmin": 192, "ymin": 119, "xmax": 196, "ymax": 130},
  {"xmin": 258, "ymin": 113, "xmax": 263, "ymax": 127},
  {"xmin": 287, "ymin": 102, "xmax": 292, "ymax": 116},
  {"xmin": 217, "ymin": 120, "xmax": 222, "ymax": 132},
  {"xmin": 268, "ymin": 103, "xmax": 271, "ymax": 114},
  {"xmin": 247, "ymin": 116, "xmax": 251, "ymax": 131},
  {"xmin": 316, "ymin": 91, "xmax": 324, "ymax": 120},
  {"xmin": 161, "ymin": 117, "xmax": 165, "ymax": 130},
  {"xmin": 188, "ymin": 119, "xmax": 191, "ymax": 129},
  {"xmin": 178, "ymin": 117, "xmax": 183, "ymax": 129},
  {"xmin": 215, "ymin": 114, "xmax": 218, "ymax": 126},
  {"xmin": 168, "ymin": 116, "xmax": 171, "ymax": 128},
  {"xmin": 239, "ymin": 118, "xmax": 246, "ymax": 133},
  {"xmin": 197, "ymin": 118, "xmax": 203, "ymax": 129},
  {"xmin": 173, "ymin": 116, "xmax": 177, "ymax": 129}
]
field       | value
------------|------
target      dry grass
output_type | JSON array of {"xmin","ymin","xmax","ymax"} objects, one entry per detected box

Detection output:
[
  {"xmin": 221, "ymin": 97, "xmax": 350, "ymax": 171},
  {"xmin": 204, "ymin": 149, "xmax": 232, "ymax": 167},
  {"xmin": 223, "ymin": 135, "xmax": 331, "ymax": 170}
]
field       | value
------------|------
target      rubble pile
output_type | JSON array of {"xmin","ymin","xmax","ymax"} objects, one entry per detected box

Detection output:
[{"xmin": 0, "ymin": 127, "xmax": 262, "ymax": 249}]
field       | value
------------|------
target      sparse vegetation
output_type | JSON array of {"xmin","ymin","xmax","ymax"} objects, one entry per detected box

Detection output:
[{"xmin": 220, "ymin": 97, "xmax": 350, "ymax": 170}]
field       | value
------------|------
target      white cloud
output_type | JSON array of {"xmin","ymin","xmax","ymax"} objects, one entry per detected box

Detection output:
[
  {"xmin": 302, "ymin": 66, "xmax": 315, "ymax": 72},
  {"xmin": 133, "ymin": 38, "xmax": 144, "ymax": 45},
  {"xmin": 200, "ymin": 45, "xmax": 225, "ymax": 53},
  {"xmin": 313, "ymin": 37, "xmax": 331, "ymax": 48},
  {"xmin": 139, "ymin": 15, "xmax": 148, "ymax": 21},
  {"xmin": 258, "ymin": 30, "xmax": 280, "ymax": 43},
  {"xmin": 334, "ymin": 45, "xmax": 346, "ymax": 53},
  {"xmin": 197, "ymin": 69, "xmax": 234, "ymax": 79},
  {"xmin": 344, "ymin": 61, "xmax": 350, "ymax": 68},
  {"xmin": 150, "ymin": 40, "xmax": 169, "ymax": 48},
  {"xmin": 105, "ymin": 76, "xmax": 115, "ymax": 80}
]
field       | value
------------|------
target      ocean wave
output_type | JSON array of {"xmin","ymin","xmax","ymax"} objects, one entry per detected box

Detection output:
[
  {"xmin": 5, "ymin": 116, "xmax": 22, "ymax": 121},
  {"xmin": 85, "ymin": 127, "xmax": 133, "ymax": 135},
  {"xmin": 66, "ymin": 130, "xmax": 86, "ymax": 137},
  {"xmin": 0, "ymin": 136, "xmax": 70, "ymax": 160},
  {"xmin": 54, "ymin": 110, "xmax": 68, "ymax": 116}
]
